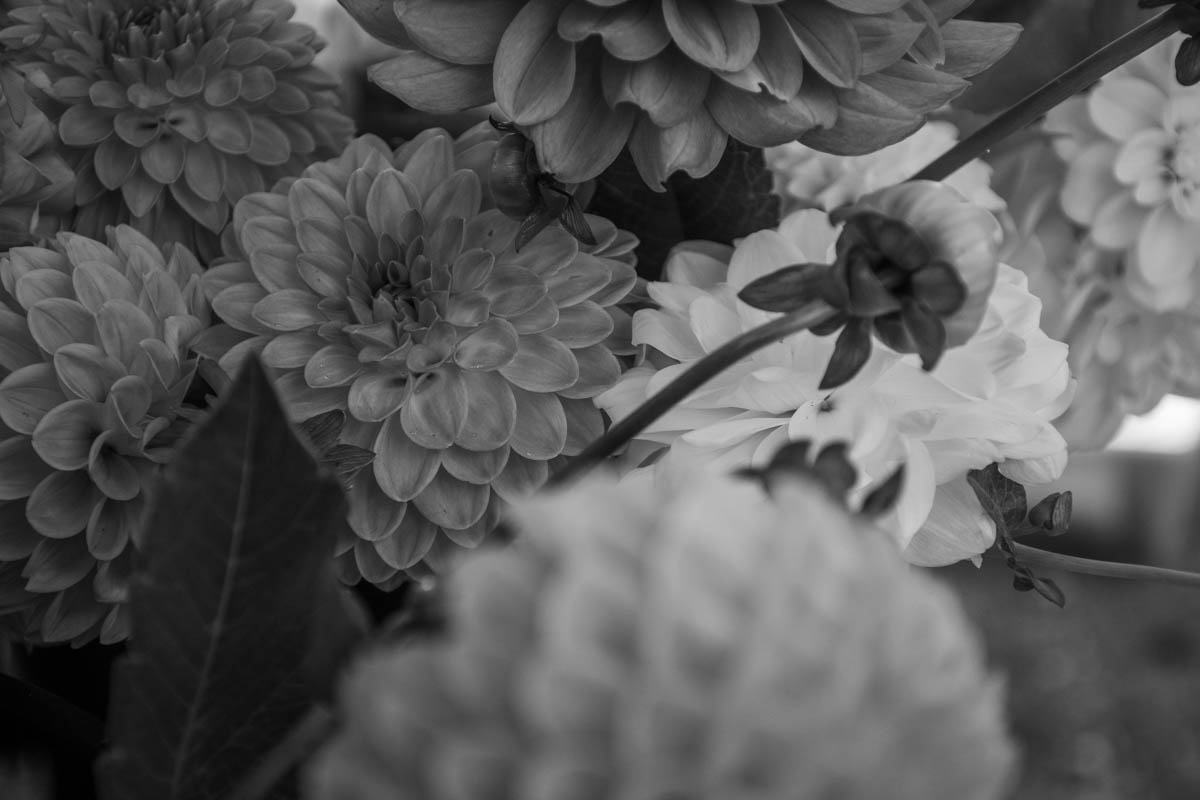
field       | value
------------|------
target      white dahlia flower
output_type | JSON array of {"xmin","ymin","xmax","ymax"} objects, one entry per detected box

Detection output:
[
  {"xmin": 767, "ymin": 120, "xmax": 1003, "ymax": 215},
  {"xmin": 1046, "ymin": 33, "xmax": 1200, "ymax": 311},
  {"xmin": 597, "ymin": 206, "xmax": 1074, "ymax": 566}
]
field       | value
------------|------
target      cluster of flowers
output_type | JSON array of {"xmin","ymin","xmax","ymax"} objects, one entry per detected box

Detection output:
[{"xmin": 0, "ymin": 0, "xmax": 1156, "ymax": 790}]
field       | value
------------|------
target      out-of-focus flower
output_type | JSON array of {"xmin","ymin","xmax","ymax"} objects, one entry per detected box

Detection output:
[
  {"xmin": 0, "ymin": 87, "xmax": 73, "ymax": 248},
  {"xmin": 0, "ymin": 226, "xmax": 210, "ymax": 645},
  {"xmin": 768, "ymin": 120, "xmax": 1003, "ymax": 215},
  {"xmin": 196, "ymin": 125, "xmax": 638, "ymax": 585},
  {"xmin": 0, "ymin": 0, "xmax": 355, "ymax": 261},
  {"xmin": 347, "ymin": 0, "xmax": 1019, "ymax": 185},
  {"xmin": 306, "ymin": 470, "xmax": 1016, "ymax": 800},
  {"xmin": 597, "ymin": 201, "xmax": 1072, "ymax": 566},
  {"xmin": 1045, "ymin": 33, "xmax": 1200, "ymax": 312},
  {"xmin": 989, "ymin": 124, "xmax": 1200, "ymax": 451}
]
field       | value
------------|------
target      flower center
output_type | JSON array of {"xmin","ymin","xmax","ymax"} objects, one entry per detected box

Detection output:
[{"xmin": 99, "ymin": 0, "xmax": 205, "ymax": 60}]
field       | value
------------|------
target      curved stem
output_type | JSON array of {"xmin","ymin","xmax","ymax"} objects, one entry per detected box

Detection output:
[
  {"xmin": 1010, "ymin": 542, "xmax": 1200, "ymax": 590},
  {"xmin": 912, "ymin": 7, "xmax": 1183, "ymax": 183},
  {"xmin": 551, "ymin": 300, "xmax": 837, "ymax": 486}
]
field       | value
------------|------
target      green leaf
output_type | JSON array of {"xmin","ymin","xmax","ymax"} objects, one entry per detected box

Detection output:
[
  {"xmin": 97, "ymin": 357, "xmax": 361, "ymax": 800},
  {"xmin": 966, "ymin": 462, "xmax": 1028, "ymax": 536}
]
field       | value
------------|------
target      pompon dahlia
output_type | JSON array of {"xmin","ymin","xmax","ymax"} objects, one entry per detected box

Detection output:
[
  {"xmin": 1045, "ymin": 33, "xmax": 1200, "ymax": 312},
  {"xmin": 768, "ymin": 119, "xmax": 1003, "ymax": 215},
  {"xmin": 0, "ymin": 225, "xmax": 210, "ymax": 645},
  {"xmin": 350, "ymin": 0, "xmax": 1020, "ymax": 185},
  {"xmin": 0, "ymin": 0, "xmax": 355, "ymax": 261},
  {"xmin": 0, "ymin": 90, "xmax": 74, "ymax": 249},
  {"xmin": 306, "ymin": 470, "xmax": 1016, "ymax": 800},
  {"xmin": 597, "ymin": 196, "xmax": 1073, "ymax": 566},
  {"xmin": 195, "ymin": 125, "xmax": 638, "ymax": 585}
]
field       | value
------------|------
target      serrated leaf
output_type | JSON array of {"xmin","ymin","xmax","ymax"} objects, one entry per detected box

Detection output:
[{"xmin": 98, "ymin": 357, "xmax": 358, "ymax": 800}]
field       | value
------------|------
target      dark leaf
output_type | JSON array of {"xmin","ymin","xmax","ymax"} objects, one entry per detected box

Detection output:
[
  {"xmin": 820, "ymin": 317, "xmax": 873, "ymax": 390},
  {"xmin": 812, "ymin": 442, "xmax": 857, "ymax": 499},
  {"xmin": 1177, "ymin": 36, "xmax": 1200, "ymax": 85},
  {"xmin": 846, "ymin": 251, "xmax": 902, "ymax": 316},
  {"xmin": 911, "ymin": 261, "xmax": 967, "ymax": 315},
  {"xmin": 98, "ymin": 357, "xmax": 362, "ymax": 800},
  {"xmin": 957, "ymin": 0, "xmax": 1157, "ymax": 113},
  {"xmin": 737, "ymin": 263, "xmax": 830, "ymax": 312},
  {"xmin": 586, "ymin": 140, "xmax": 780, "ymax": 281},
  {"xmin": 967, "ymin": 463, "xmax": 1029, "ymax": 535},
  {"xmin": 323, "ymin": 443, "xmax": 376, "ymax": 481},
  {"xmin": 810, "ymin": 312, "xmax": 848, "ymax": 336},
  {"xmin": 900, "ymin": 297, "xmax": 947, "ymax": 371},
  {"xmin": 299, "ymin": 410, "xmax": 346, "ymax": 455},
  {"xmin": 1028, "ymin": 490, "xmax": 1073, "ymax": 535},
  {"xmin": 861, "ymin": 465, "xmax": 906, "ymax": 516}
]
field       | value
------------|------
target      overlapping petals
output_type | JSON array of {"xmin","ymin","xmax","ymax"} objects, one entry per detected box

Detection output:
[
  {"xmin": 0, "ymin": 90, "xmax": 73, "ymax": 248},
  {"xmin": 597, "ymin": 204, "xmax": 1072, "ymax": 566},
  {"xmin": 0, "ymin": 226, "xmax": 210, "ymax": 645},
  {"xmin": 0, "ymin": 0, "xmax": 355, "ymax": 260},
  {"xmin": 767, "ymin": 120, "xmax": 1003, "ymax": 215},
  {"xmin": 350, "ymin": 0, "xmax": 1019, "ymax": 184},
  {"xmin": 306, "ymin": 470, "xmax": 1015, "ymax": 800},
  {"xmin": 196, "ymin": 125, "xmax": 638, "ymax": 584}
]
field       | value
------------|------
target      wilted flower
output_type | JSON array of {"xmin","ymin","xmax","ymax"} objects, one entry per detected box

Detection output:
[
  {"xmin": 0, "ymin": 225, "xmax": 210, "ymax": 645},
  {"xmin": 0, "ymin": 88, "xmax": 73, "ymax": 248},
  {"xmin": 196, "ymin": 125, "xmax": 638, "ymax": 585},
  {"xmin": 349, "ymin": 0, "xmax": 1020, "ymax": 185},
  {"xmin": 306, "ymin": 470, "xmax": 1016, "ymax": 800},
  {"xmin": 1045, "ymin": 33, "xmax": 1200, "ymax": 311},
  {"xmin": 597, "ymin": 199, "xmax": 1072, "ymax": 566},
  {"xmin": 0, "ymin": 0, "xmax": 356, "ymax": 260},
  {"xmin": 768, "ymin": 120, "xmax": 1003, "ymax": 215}
]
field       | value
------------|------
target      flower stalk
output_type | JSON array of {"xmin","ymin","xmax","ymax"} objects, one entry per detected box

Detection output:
[
  {"xmin": 1007, "ymin": 542, "xmax": 1200, "ymax": 590},
  {"xmin": 552, "ymin": 300, "xmax": 839, "ymax": 485},
  {"xmin": 911, "ymin": 7, "xmax": 1184, "ymax": 183}
]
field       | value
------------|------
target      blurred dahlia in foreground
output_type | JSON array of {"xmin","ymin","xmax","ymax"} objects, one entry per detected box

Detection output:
[
  {"xmin": 0, "ymin": 226, "xmax": 210, "ymax": 645},
  {"xmin": 598, "ymin": 186, "xmax": 1073, "ymax": 566},
  {"xmin": 768, "ymin": 120, "xmax": 1003, "ymax": 215},
  {"xmin": 196, "ymin": 126, "xmax": 638, "ymax": 584},
  {"xmin": 0, "ymin": 91, "xmax": 73, "ymax": 249},
  {"xmin": 348, "ymin": 0, "xmax": 1020, "ymax": 185},
  {"xmin": 0, "ymin": 0, "xmax": 355, "ymax": 260},
  {"xmin": 1045, "ymin": 33, "xmax": 1200, "ymax": 312},
  {"xmin": 306, "ymin": 470, "xmax": 1015, "ymax": 800}
]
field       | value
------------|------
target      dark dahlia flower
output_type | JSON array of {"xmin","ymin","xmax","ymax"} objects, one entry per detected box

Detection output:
[
  {"xmin": 349, "ymin": 0, "xmax": 1019, "ymax": 185},
  {"xmin": 0, "ymin": 226, "xmax": 210, "ymax": 645},
  {"xmin": 196, "ymin": 124, "xmax": 638, "ymax": 585},
  {"xmin": 0, "ymin": 0, "xmax": 355, "ymax": 260},
  {"xmin": 0, "ymin": 89, "xmax": 73, "ymax": 248}
]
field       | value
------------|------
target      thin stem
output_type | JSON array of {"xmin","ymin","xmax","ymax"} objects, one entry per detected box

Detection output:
[
  {"xmin": 912, "ymin": 7, "xmax": 1183, "ymax": 183},
  {"xmin": 551, "ymin": 300, "xmax": 837, "ymax": 486},
  {"xmin": 1010, "ymin": 542, "xmax": 1200, "ymax": 589}
]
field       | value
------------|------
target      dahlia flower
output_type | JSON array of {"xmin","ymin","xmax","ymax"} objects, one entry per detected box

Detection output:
[
  {"xmin": 597, "ymin": 197, "xmax": 1073, "ymax": 566},
  {"xmin": 991, "ymin": 128, "xmax": 1200, "ymax": 450},
  {"xmin": 0, "ymin": 225, "xmax": 210, "ymax": 645},
  {"xmin": 768, "ymin": 120, "xmax": 1003, "ymax": 215},
  {"xmin": 0, "ymin": 0, "xmax": 355, "ymax": 261},
  {"xmin": 1045, "ymin": 32, "xmax": 1200, "ymax": 312},
  {"xmin": 306, "ymin": 470, "xmax": 1016, "ymax": 800},
  {"xmin": 0, "ymin": 90, "xmax": 73, "ymax": 248},
  {"xmin": 196, "ymin": 126, "xmax": 638, "ymax": 584},
  {"xmin": 349, "ymin": 0, "xmax": 1019, "ymax": 185}
]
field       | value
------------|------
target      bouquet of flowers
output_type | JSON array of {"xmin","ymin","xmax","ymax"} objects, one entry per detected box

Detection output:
[{"xmin": 2, "ymin": 1, "xmax": 1199, "ymax": 798}]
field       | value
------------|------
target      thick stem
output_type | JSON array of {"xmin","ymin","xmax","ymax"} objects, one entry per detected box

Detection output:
[
  {"xmin": 1010, "ymin": 542, "xmax": 1200, "ymax": 589},
  {"xmin": 551, "ymin": 300, "xmax": 837, "ymax": 486},
  {"xmin": 912, "ymin": 7, "xmax": 1183, "ymax": 182}
]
